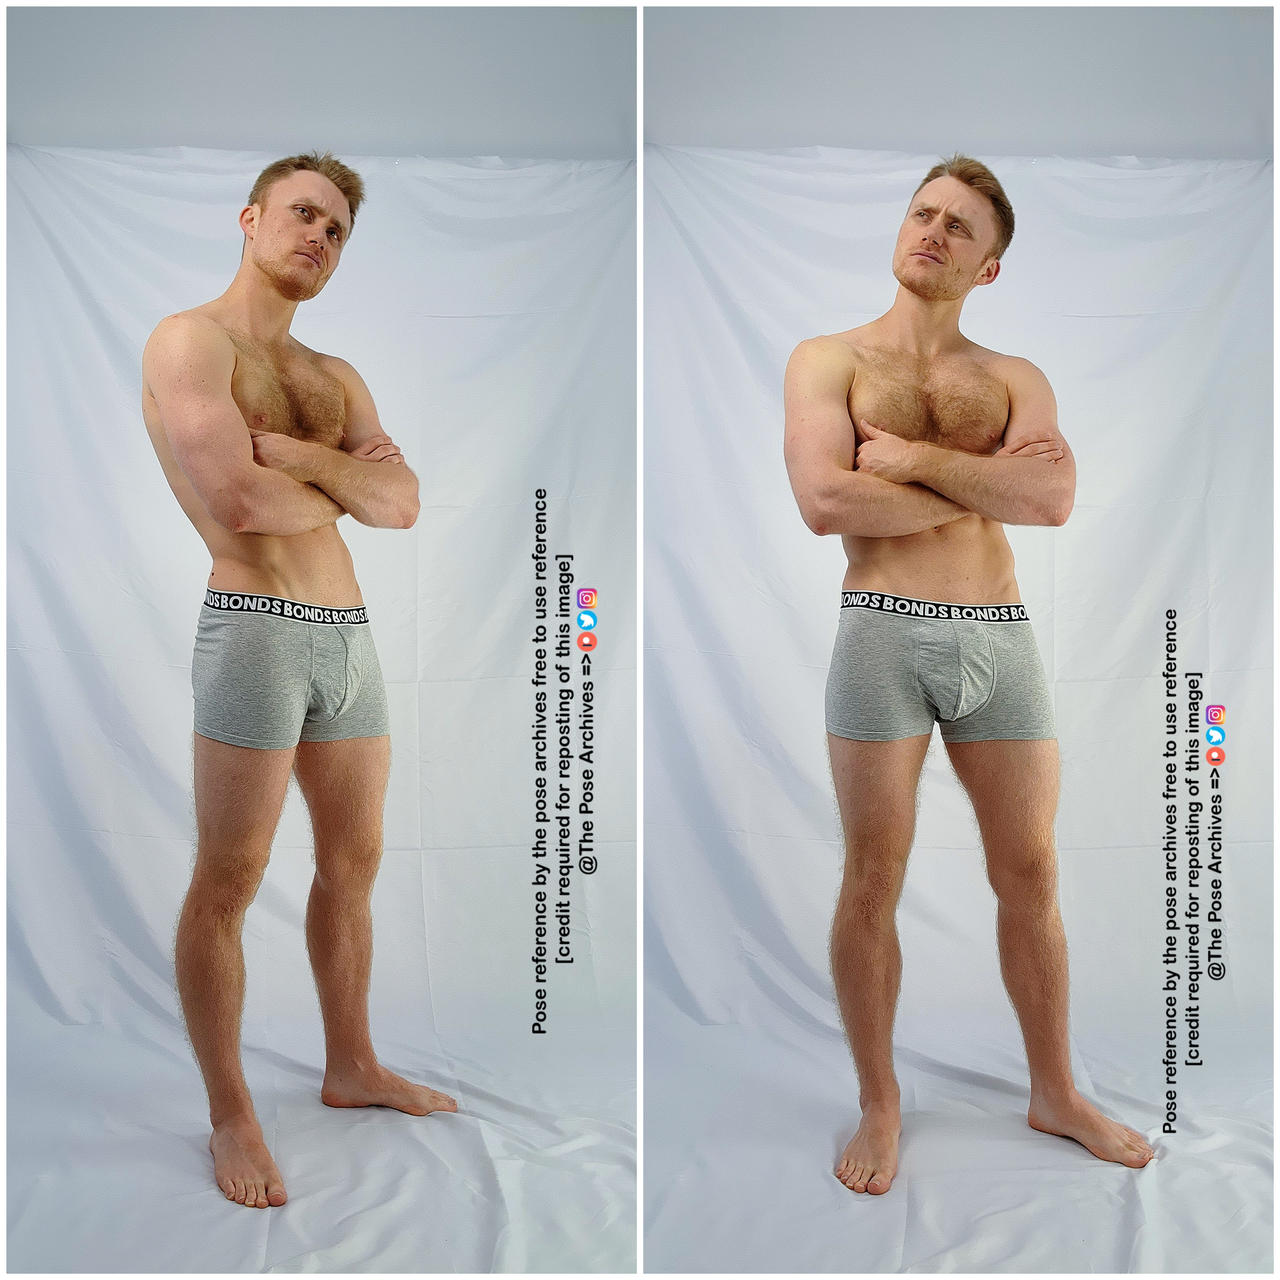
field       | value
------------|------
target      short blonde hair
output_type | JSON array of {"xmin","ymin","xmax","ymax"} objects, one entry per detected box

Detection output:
[
  {"xmin": 247, "ymin": 150, "xmax": 365, "ymax": 230},
  {"xmin": 913, "ymin": 153, "xmax": 1013, "ymax": 261}
]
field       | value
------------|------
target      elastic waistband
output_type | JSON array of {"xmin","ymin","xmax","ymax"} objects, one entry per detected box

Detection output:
[
  {"xmin": 841, "ymin": 590, "xmax": 1028, "ymax": 623},
  {"xmin": 203, "ymin": 589, "xmax": 369, "ymax": 625}
]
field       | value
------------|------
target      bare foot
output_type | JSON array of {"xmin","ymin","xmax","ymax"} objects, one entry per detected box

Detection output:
[
  {"xmin": 834, "ymin": 1104, "xmax": 901, "ymax": 1194},
  {"xmin": 321, "ymin": 1061, "xmax": 458, "ymax": 1116},
  {"xmin": 1029, "ymin": 1091, "xmax": 1154, "ymax": 1168},
  {"xmin": 209, "ymin": 1115, "xmax": 287, "ymax": 1208}
]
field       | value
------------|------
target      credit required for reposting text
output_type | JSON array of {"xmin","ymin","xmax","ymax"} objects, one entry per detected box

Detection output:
[{"xmin": 529, "ymin": 489, "xmax": 599, "ymax": 1034}]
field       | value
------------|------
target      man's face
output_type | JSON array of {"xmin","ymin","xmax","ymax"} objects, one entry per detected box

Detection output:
[
  {"xmin": 891, "ymin": 176, "xmax": 1000, "ymax": 302},
  {"xmin": 242, "ymin": 170, "xmax": 352, "ymax": 302}
]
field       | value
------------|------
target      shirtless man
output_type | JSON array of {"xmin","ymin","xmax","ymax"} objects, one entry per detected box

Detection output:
[
  {"xmin": 783, "ymin": 154, "xmax": 1154, "ymax": 1196},
  {"xmin": 142, "ymin": 151, "xmax": 456, "ymax": 1211}
]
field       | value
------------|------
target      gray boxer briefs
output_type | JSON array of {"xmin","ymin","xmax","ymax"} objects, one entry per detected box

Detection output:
[
  {"xmin": 192, "ymin": 589, "xmax": 390, "ymax": 750},
  {"xmin": 825, "ymin": 590, "xmax": 1056, "ymax": 743}
]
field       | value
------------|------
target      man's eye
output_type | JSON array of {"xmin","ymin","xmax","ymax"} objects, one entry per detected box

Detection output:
[{"xmin": 328, "ymin": 228, "xmax": 340, "ymax": 240}]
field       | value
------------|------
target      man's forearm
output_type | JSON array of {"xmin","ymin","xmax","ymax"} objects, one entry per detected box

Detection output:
[
  {"xmin": 805, "ymin": 469, "xmax": 972, "ymax": 537},
  {"xmin": 299, "ymin": 448, "xmax": 419, "ymax": 529},
  {"xmin": 233, "ymin": 469, "xmax": 346, "ymax": 536},
  {"xmin": 909, "ymin": 444, "xmax": 1068, "ymax": 526}
]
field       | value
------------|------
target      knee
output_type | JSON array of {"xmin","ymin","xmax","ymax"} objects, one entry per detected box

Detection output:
[
  {"xmin": 186, "ymin": 853, "xmax": 269, "ymax": 921},
  {"xmin": 313, "ymin": 841, "xmax": 383, "ymax": 895},
  {"xmin": 835, "ymin": 861, "xmax": 904, "ymax": 931},
  {"xmin": 987, "ymin": 845, "xmax": 1058, "ymax": 910}
]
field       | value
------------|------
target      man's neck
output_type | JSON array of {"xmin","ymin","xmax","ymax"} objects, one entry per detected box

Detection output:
[
  {"xmin": 215, "ymin": 268, "xmax": 300, "ymax": 347},
  {"xmin": 873, "ymin": 288, "xmax": 968, "ymax": 359}
]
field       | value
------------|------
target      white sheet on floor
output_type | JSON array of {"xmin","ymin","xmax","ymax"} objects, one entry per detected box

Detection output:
[
  {"xmin": 8, "ymin": 143, "xmax": 636, "ymax": 1272},
  {"xmin": 643, "ymin": 145, "xmax": 1272, "ymax": 1273}
]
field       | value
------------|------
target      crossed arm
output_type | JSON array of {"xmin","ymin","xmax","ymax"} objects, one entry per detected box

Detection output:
[
  {"xmin": 783, "ymin": 338, "xmax": 1076, "ymax": 536},
  {"xmin": 247, "ymin": 356, "xmax": 419, "ymax": 529},
  {"xmin": 144, "ymin": 316, "xmax": 418, "ymax": 535}
]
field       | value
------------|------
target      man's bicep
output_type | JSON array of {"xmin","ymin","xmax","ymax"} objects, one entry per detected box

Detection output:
[
  {"xmin": 783, "ymin": 340, "xmax": 857, "ymax": 488},
  {"xmin": 327, "ymin": 357, "xmax": 404, "ymax": 461},
  {"xmin": 1001, "ymin": 357, "xmax": 1067, "ymax": 453},
  {"xmin": 1000, "ymin": 357, "xmax": 1076, "ymax": 506},
  {"xmin": 144, "ymin": 318, "xmax": 257, "ymax": 516}
]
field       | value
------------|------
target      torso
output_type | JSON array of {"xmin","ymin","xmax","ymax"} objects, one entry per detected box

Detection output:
[
  {"xmin": 836, "ymin": 323, "xmax": 1020, "ymax": 603},
  {"xmin": 142, "ymin": 303, "xmax": 363, "ymax": 607}
]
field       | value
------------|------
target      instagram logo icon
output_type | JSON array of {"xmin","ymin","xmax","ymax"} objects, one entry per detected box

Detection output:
[
  {"xmin": 577, "ymin": 588, "xmax": 597, "ymax": 609},
  {"xmin": 1205, "ymin": 705, "xmax": 1226, "ymax": 726}
]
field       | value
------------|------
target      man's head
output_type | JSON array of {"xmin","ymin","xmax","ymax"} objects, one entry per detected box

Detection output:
[
  {"xmin": 239, "ymin": 151, "xmax": 365, "ymax": 302},
  {"xmin": 892, "ymin": 154, "xmax": 1014, "ymax": 303}
]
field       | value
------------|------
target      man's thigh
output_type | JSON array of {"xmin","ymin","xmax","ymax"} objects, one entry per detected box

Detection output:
[
  {"xmin": 192, "ymin": 732, "xmax": 297, "ymax": 870},
  {"xmin": 944, "ymin": 738, "xmax": 1060, "ymax": 863},
  {"xmin": 292, "ymin": 735, "xmax": 391, "ymax": 865},
  {"xmin": 827, "ymin": 733, "xmax": 932, "ymax": 887}
]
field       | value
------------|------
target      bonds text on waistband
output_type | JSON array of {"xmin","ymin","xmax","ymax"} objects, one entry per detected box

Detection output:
[
  {"xmin": 841, "ymin": 590, "xmax": 1029, "ymax": 622},
  {"xmin": 204, "ymin": 589, "xmax": 369, "ymax": 625}
]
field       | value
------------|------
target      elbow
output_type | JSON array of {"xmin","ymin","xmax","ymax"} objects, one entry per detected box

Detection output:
[
  {"xmin": 796, "ymin": 488, "xmax": 835, "ymax": 536},
  {"xmin": 1043, "ymin": 492, "xmax": 1074, "ymax": 527},
  {"xmin": 397, "ymin": 499, "xmax": 420, "ymax": 530},
  {"xmin": 211, "ymin": 490, "xmax": 258, "ymax": 534}
]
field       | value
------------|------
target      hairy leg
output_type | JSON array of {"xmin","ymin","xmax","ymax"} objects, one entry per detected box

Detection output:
[
  {"xmin": 292, "ymin": 735, "xmax": 456, "ymax": 1116},
  {"xmin": 945, "ymin": 737, "xmax": 1152, "ymax": 1168},
  {"xmin": 827, "ymin": 731, "xmax": 931, "ymax": 1194},
  {"xmin": 176, "ymin": 732, "xmax": 295, "ymax": 1207}
]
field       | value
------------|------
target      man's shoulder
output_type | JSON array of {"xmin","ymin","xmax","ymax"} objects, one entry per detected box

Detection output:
[
  {"xmin": 143, "ymin": 310, "xmax": 234, "ymax": 385},
  {"xmin": 788, "ymin": 331, "xmax": 861, "ymax": 381},
  {"xmin": 146, "ymin": 308, "xmax": 233, "ymax": 353},
  {"xmin": 966, "ymin": 343, "xmax": 1046, "ymax": 385}
]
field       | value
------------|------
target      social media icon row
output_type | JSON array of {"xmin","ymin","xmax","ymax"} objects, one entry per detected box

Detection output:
[
  {"xmin": 576, "ymin": 588, "xmax": 599, "ymax": 651},
  {"xmin": 1204, "ymin": 705, "xmax": 1226, "ymax": 764}
]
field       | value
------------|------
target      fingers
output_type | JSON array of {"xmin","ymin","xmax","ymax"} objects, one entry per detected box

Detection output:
[
  {"xmin": 349, "ymin": 435, "xmax": 404, "ymax": 463},
  {"xmin": 997, "ymin": 439, "xmax": 1064, "ymax": 459}
]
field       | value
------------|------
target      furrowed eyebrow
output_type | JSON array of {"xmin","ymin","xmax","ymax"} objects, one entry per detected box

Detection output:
[
  {"xmin": 912, "ymin": 203, "xmax": 974, "ymax": 233},
  {"xmin": 298, "ymin": 202, "xmax": 349, "ymax": 237}
]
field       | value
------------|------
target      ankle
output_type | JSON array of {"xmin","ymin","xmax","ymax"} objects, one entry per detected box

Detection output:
[
  {"xmin": 858, "ymin": 1090, "xmax": 901, "ymax": 1116},
  {"xmin": 210, "ymin": 1106, "xmax": 258, "ymax": 1130},
  {"xmin": 324, "ymin": 1051, "xmax": 378, "ymax": 1077},
  {"xmin": 1030, "ymin": 1081, "xmax": 1079, "ymax": 1109}
]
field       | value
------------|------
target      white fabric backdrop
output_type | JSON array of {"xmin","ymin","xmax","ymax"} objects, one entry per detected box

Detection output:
[
  {"xmin": 643, "ymin": 146, "xmax": 1272, "ymax": 1272},
  {"xmin": 8, "ymin": 144, "xmax": 636, "ymax": 1272}
]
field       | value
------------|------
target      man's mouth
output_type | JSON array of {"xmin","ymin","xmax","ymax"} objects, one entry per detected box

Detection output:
[
  {"xmin": 297, "ymin": 251, "xmax": 321, "ymax": 268},
  {"xmin": 913, "ymin": 252, "xmax": 943, "ymax": 264}
]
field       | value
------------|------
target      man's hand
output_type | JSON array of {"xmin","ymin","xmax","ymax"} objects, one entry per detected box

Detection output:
[
  {"xmin": 995, "ymin": 437, "xmax": 1065, "ymax": 461},
  {"xmin": 346, "ymin": 433, "xmax": 405, "ymax": 464},
  {"xmin": 248, "ymin": 429, "xmax": 320, "ymax": 482},
  {"xmin": 854, "ymin": 420, "xmax": 920, "ymax": 484}
]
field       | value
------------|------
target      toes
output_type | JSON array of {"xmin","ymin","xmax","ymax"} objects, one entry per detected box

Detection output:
[
  {"xmin": 868, "ymin": 1173, "xmax": 890, "ymax": 1194},
  {"xmin": 233, "ymin": 1179, "xmax": 247, "ymax": 1205},
  {"xmin": 222, "ymin": 1179, "xmax": 236, "ymax": 1200}
]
